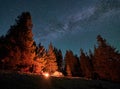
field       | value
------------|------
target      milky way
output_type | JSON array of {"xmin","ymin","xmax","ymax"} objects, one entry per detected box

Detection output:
[{"xmin": 0, "ymin": 0, "xmax": 120, "ymax": 55}]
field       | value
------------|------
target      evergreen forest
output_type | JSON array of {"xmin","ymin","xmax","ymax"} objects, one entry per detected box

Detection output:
[{"xmin": 0, "ymin": 12, "xmax": 120, "ymax": 82}]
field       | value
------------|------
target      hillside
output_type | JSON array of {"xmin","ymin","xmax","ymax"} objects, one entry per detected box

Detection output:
[{"xmin": 0, "ymin": 72, "xmax": 120, "ymax": 89}]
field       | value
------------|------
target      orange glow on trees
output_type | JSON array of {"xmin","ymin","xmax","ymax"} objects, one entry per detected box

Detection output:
[
  {"xmin": 44, "ymin": 43, "xmax": 58, "ymax": 74},
  {"xmin": 0, "ymin": 12, "xmax": 36, "ymax": 71}
]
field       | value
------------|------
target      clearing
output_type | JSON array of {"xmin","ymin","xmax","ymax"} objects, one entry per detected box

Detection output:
[{"xmin": 0, "ymin": 72, "xmax": 120, "ymax": 89}]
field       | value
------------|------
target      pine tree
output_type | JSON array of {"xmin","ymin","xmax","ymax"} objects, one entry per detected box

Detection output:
[
  {"xmin": 74, "ymin": 55, "xmax": 82, "ymax": 77},
  {"xmin": 64, "ymin": 50, "xmax": 81, "ymax": 76},
  {"xmin": 80, "ymin": 49, "xmax": 92, "ymax": 78},
  {"xmin": 44, "ymin": 43, "xmax": 58, "ymax": 74},
  {"xmin": 64, "ymin": 50, "xmax": 72, "ymax": 76},
  {"xmin": 34, "ymin": 43, "xmax": 46, "ymax": 73},
  {"xmin": 0, "ymin": 12, "xmax": 36, "ymax": 72},
  {"xmin": 66, "ymin": 64, "xmax": 72, "ymax": 77},
  {"xmin": 54, "ymin": 47, "xmax": 63, "ymax": 72},
  {"xmin": 93, "ymin": 35, "xmax": 120, "ymax": 81}
]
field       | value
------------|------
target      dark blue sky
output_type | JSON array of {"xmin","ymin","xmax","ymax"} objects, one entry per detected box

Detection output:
[{"xmin": 0, "ymin": 0, "xmax": 120, "ymax": 55}]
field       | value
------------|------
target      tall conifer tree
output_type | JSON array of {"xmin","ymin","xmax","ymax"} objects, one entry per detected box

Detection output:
[
  {"xmin": 93, "ymin": 35, "xmax": 120, "ymax": 81},
  {"xmin": 0, "ymin": 12, "xmax": 36, "ymax": 71},
  {"xmin": 80, "ymin": 49, "xmax": 92, "ymax": 78},
  {"xmin": 54, "ymin": 47, "xmax": 63, "ymax": 72},
  {"xmin": 44, "ymin": 43, "xmax": 58, "ymax": 73}
]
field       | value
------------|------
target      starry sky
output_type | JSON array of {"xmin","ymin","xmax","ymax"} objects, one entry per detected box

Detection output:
[{"xmin": 0, "ymin": 0, "xmax": 120, "ymax": 55}]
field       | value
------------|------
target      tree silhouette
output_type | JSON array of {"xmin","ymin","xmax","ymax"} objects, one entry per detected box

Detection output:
[
  {"xmin": 93, "ymin": 35, "xmax": 120, "ymax": 81},
  {"xmin": 74, "ymin": 55, "xmax": 82, "ymax": 77},
  {"xmin": 0, "ymin": 12, "xmax": 36, "ymax": 72},
  {"xmin": 80, "ymin": 49, "xmax": 92, "ymax": 78},
  {"xmin": 54, "ymin": 47, "xmax": 63, "ymax": 72},
  {"xmin": 64, "ymin": 50, "xmax": 81, "ymax": 76}
]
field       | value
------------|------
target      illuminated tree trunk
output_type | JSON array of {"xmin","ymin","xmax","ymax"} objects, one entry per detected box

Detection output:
[{"xmin": 66, "ymin": 64, "xmax": 72, "ymax": 77}]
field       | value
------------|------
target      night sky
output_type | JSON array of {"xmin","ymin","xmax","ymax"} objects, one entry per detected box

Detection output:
[{"xmin": 0, "ymin": 0, "xmax": 120, "ymax": 55}]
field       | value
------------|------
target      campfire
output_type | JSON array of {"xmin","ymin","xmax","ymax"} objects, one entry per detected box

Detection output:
[{"xmin": 43, "ymin": 72, "xmax": 50, "ymax": 78}]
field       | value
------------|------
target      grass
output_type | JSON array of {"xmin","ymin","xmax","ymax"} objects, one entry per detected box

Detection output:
[{"xmin": 0, "ymin": 72, "xmax": 120, "ymax": 89}]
